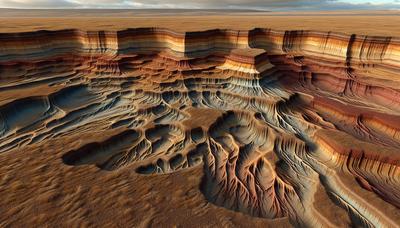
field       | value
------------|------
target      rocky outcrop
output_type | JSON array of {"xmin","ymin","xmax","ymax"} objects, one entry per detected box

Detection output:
[{"xmin": 0, "ymin": 28, "xmax": 399, "ymax": 227}]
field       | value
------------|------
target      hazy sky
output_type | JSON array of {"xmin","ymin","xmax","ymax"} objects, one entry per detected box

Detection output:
[{"xmin": 0, "ymin": 0, "xmax": 399, "ymax": 10}]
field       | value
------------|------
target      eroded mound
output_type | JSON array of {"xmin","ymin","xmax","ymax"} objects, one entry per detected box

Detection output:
[{"xmin": 0, "ymin": 28, "xmax": 399, "ymax": 227}]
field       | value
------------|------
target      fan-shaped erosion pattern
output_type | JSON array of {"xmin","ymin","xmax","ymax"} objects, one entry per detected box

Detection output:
[{"xmin": 1, "ymin": 28, "xmax": 400, "ymax": 227}]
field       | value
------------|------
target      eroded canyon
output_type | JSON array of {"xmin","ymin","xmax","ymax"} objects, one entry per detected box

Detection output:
[{"xmin": 0, "ymin": 28, "xmax": 399, "ymax": 227}]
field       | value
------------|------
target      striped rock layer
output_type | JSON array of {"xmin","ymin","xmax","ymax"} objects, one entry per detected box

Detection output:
[{"xmin": 0, "ymin": 28, "xmax": 399, "ymax": 227}]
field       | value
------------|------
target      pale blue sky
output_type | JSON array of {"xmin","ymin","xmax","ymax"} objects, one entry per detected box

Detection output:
[
  {"xmin": 349, "ymin": 0, "xmax": 397, "ymax": 3},
  {"xmin": 0, "ymin": 0, "xmax": 399, "ymax": 10}
]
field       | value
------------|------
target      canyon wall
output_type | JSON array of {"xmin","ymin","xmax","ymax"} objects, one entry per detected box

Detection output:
[{"xmin": 0, "ymin": 28, "xmax": 399, "ymax": 227}]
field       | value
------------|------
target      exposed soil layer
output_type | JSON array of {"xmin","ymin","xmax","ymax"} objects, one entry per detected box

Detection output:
[{"xmin": 0, "ymin": 28, "xmax": 399, "ymax": 227}]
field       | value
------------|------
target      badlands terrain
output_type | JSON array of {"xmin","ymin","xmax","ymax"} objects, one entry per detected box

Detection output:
[{"xmin": 0, "ymin": 10, "xmax": 400, "ymax": 227}]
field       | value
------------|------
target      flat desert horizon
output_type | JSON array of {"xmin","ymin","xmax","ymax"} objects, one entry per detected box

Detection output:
[
  {"xmin": 0, "ymin": 8, "xmax": 399, "ymax": 228},
  {"xmin": 0, "ymin": 9, "xmax": 399, "ymax": 36}
]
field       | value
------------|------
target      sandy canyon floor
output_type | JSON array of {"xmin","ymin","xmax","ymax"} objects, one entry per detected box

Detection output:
[{"xmin": 0, "ymin": 10, "xmax": 400, "ymax": 227}]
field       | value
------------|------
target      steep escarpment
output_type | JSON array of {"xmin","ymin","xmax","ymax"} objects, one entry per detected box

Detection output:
[{"xmin": 0, "ymin": 28, "xmax": 399, "ymax": 227}]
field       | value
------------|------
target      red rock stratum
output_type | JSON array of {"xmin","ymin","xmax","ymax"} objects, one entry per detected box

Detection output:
[{"xmin": 0, "ymin": 28, "xmax": 399, "ymax": 227}]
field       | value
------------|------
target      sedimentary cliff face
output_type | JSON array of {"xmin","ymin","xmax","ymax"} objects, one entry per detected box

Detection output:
[{"xmin": 0, "ymin": 28, "xmax": 399, "ymax": 227}]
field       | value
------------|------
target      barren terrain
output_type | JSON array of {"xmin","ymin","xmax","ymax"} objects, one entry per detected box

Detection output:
[
  {"xmin": 0, "ymin": 9, "xmax": 400, "ymax": 36},
  {"xmin": 0, "ymin": 10, "xmax": 399, "ymax": 227}
]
